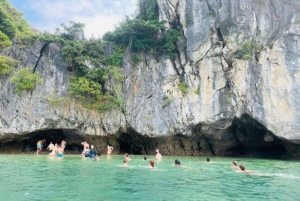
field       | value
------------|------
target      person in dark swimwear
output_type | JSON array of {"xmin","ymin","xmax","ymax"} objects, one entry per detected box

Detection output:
[{"xmin": 89, "ymin": 145, "xmax": 98, "ymax": 159}]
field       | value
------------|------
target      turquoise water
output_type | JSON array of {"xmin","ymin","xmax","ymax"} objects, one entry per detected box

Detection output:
[{"xmin": 0, "ymin": 155, "xmax": 299, "ymax": 201}]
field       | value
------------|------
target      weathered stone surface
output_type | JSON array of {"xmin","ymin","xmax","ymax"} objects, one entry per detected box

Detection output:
[{"xmin": 1, "ymin": 0, "xmax": 300, "ymax": 157}]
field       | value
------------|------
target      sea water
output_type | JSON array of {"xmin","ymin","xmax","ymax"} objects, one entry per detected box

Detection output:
[{"xmin": 0, "ymin": 155, "xmax": 299, "ymax": 201}]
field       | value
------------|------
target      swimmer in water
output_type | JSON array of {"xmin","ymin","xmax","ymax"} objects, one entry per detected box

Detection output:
[
  {"xmin": 122, "ymin": 159, "xmax": 128, "ymax": 166},
  {"xmin": 155, "ymin": 149, "xmax": 162, "ymax": 161},
  {"xmin": 149, "ymin": 160, "xmax": 155, "ymax": 168},
  {"xmin": 144, "ymin": 156, "xmax": 147, "ymax": 160},
  {"xmin": 175, "ymin": 159, "xmax": 181, "ymax": 166},
  {"xmin": 239, "ymin": 164, "xmax": 253, "ymax": 174},
  {"xmin": 232, "ymin": 161, "xmax": 238, "ymax": 168}
]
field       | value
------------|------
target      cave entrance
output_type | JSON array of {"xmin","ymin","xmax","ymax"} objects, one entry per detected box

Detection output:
[
  {"xmin": 0, "ymin": 129, "xmax": 84, "ymax": 154},
  {"xmin": 118, "ymin": 132, "xmax": 151, "ymax": 154},
  {"xmin": 228, "ymin": 114, "xmax": 286, "ymax": 158}
]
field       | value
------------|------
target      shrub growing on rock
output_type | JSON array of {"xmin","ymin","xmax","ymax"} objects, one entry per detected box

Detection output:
[{"xmin": 11, "ymin": 68, "xmax": 42, "ymax": 95}]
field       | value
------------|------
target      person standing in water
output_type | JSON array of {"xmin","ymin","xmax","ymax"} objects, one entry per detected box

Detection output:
[
  {"xmin": 41, "ymin": 139, "xmax": 46, "ymax": 150},
  {"xmin": 155, "ymin": 149, "xmax": 162, "ymax": 161},
  {"xmin": 56, "ymin": 145, "xmax": 64, "ymax": 158},
  {"xmin": 124, "ymin": 153, "xmax": 131, "ymax": 162},
  {"xmin": 47, "ymin": 142, "xmax": 54, "ymax": 153},
  {"xmin": 60, "ymin": 140, "xmax": 67, "ymax": 152},
  {"xmin": 89, "ymin": 145, "xmax": 98, "ymax": 159},
  {"xmin": 81, "ymin": 141, "xmax": 89, "ymax": 155},
  {"xmin": 50, "ymin": 143, "xmax": 58, "ymax": 156},
  {"xmin": 107, "ymin": 145, "xmax": 113, "ymax": 156},
  {"xmin": 36, "ymin": 140, "xmax": 42, "ymax": 154}
]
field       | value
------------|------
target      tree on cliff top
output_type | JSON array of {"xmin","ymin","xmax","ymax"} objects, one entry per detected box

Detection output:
[{"xmin": 0, "ymin": 0, "xmax": 34, "ymax": 45}]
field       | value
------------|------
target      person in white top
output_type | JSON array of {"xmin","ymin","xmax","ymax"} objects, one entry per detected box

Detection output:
[{"xmin": 155, "ymin": 149, "xmax": 162, "ymax": 161}]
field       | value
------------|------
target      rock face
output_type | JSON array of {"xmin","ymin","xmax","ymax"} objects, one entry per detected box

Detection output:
[{"xmin": 1, "ymin": 0, "xmax": 300, "ymax": 158}]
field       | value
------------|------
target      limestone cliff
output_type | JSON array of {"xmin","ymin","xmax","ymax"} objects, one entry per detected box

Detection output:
[{"xmin": 1, "ymin": 0, "xmax": 300, "ymax": 157}]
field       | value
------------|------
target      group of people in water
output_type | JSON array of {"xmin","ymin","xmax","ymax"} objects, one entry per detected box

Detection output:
[
  {"xmin": 36, "ymin": 139, "xmax": 114, "ymax": 161},
  {"xmin": 37, "ymin": 139, "xmax": 66, "ymax": 157},
  {"xmin": 37, "ymin": 139, "xmax": 252, "ymax": 172},
  {"xmin": 123, "ymin": 149, "xmax": 162, "ymax": 168}
]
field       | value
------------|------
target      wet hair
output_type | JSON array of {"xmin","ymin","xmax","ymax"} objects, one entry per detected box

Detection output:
[
  {"xmin": 239, "ymin": 165, "xmax": 245, "ymax": 171},
  {"xmin": 144, "ymin": 156, "xmax": 147, "ymax": 160},
  {"xmin": 207, "ymin": 158, "xmax": 210, "ymax": 162},
  {"xmin": 125, "ymin": 153, "xmax": 129, "ymax": 157},
  {"xmin": 175, "ymin": 159, "xmax": 181, "ymax": 165},
  {"xmin": 149, "ymin": 160, "xmax": 155, "ymax": 168},
  {"xmin": 232, "ymin": 161, "xmax": 237, "ymax": 166}
]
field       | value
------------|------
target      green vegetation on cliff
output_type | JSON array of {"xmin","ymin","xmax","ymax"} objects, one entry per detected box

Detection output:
[
  {"xmin": 0, "ymin": 55, "xmax": 19, "ymax": 75},
  {"xmin": 0, "ymin": 0, "xmax": 34, "ymax": 46},
  {"xmin": 0, "ymin": 0, "xmax": 183, "ymax": 113},
  {"xmin": 41, "ymin": 22, "xmax": 124, "ymax": 112},
  {"xmin": 103, "ymin": 0, "xmax": 183, "ymax": 60},
  {"xmin": 11, "ymin": 68, "xmax": 42, "ymax": 95}
]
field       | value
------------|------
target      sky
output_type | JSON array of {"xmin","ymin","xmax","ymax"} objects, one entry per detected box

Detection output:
[{"xmin": 9, "ymin": 0, "xmax": 138, "ymax": 38}]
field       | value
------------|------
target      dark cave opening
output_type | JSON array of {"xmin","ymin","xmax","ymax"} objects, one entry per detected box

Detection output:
[
  {"xmin": 118, "ymin": 132, "xmax": 146, "ymax": 154},
  {"xmin": 227, "ymin": 114, "xmax": 286, "ymax": 158},
  {"xmin": 0, "ymin": 129, "xmax": 84, "ymax": 153}
]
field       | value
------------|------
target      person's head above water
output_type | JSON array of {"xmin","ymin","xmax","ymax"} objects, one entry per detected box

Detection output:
[
  {"xmin": 175, "ymin": 159, "xmax": 181, "ymax": 166},
  {"xmin": 156, "ymin": 149, "xmax": 159, "ymax": 153},
  {"xmin": 239, "ymin": 164, "xmax": 246, "ymax": 171},
  {"xmin": 149, "ymin": 160, "xmax": 155, "ymax": 168},
  {"xmin": 232, "ymin": 161, "xmax": 237, "ymax": 167},
  {"xmin": 207, "ymin": 158, "xmax": 210, "ymax": 162},
  {"xmin": 125, "ymin": 153, "xmax": 129, "ymax": 157},
  {"xmin": 144, "ymin": 156, "xmax": 147, "ymax": 160}
]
